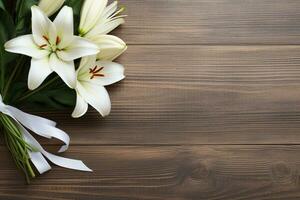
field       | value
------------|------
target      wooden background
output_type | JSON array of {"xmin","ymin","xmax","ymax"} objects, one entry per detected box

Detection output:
[{"xmin": 2, "ymin": 0, "xmax": 300, "ymax": 199}]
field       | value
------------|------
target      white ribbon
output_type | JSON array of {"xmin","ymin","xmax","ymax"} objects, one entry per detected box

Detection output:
[{"xmin": 0, "ymin": 95, "xmax": 92, "ymax": 174}]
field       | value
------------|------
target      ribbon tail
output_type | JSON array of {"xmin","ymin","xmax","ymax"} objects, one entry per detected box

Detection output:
[
  {"xmin": 29, "ymin": 151, "xmax": 52, "ymax": 174},
  {"xmin": 42, "ymin": 151, "xmax": 92, "ymax": 172},
  {"xmin": 21, "ymin": 124, "xmax": 92, "ymax": 174}
]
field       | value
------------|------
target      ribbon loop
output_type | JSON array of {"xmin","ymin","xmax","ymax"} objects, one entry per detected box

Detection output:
[{"xmin": 0, "ymin": 94, "xmax": 92, "ymax": 174}]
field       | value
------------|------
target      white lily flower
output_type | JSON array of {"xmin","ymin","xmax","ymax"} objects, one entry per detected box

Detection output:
[
  {"xmin": 72, "ymin": 56, "xmax": 125, "ymax": 118},
  {"xmin": 38, "ymin": 0, "xmax": 65, "ymax": 16},
  {"xmin": 79, "ymin": 0, "xmax": 127, "ymax": 61},
  {"xmin": 5, "ymin": 6, "xmax": 99, "ymax": 90}
]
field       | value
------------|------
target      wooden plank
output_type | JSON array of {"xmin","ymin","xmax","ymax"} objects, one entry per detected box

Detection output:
[
  {"xmin": 23, "ymin": 45, "xmax": 300, "ymax": 145},
  {"xmin": 1, "ymin": 145, "xmax": 300, "ymax": 199},
  {"xmin": 118, "ymin": 0, "xmax": 300, "ymax": 44}
]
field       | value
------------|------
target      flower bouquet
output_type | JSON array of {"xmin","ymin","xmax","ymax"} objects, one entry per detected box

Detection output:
[{"xmin": 0, "ymin": 0, "xmax": 126, "ymax": 182}]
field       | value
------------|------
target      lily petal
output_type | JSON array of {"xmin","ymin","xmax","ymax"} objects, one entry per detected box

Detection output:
[
  {"xmin": 54, "ymin": 6, "xmax": 74, "ymax": 48},
  {"xmin": 88, "ymin": 35, "xmax": 127, "ymax": 61},
  {"xmin": 72, "ymin": 93, "xmax": 88, "ymax": 118},
  {"xmin": 77, "ymin": 81, "xmax": 111, "ymax": 117},
  {"xmin": 49, "ymin": 53, "xmax": 76, "ymax": 88},
  {"xmin": 85, "ymin": 18, "xmax": 124, "ymax": 37},
  {"xmin": 56, "ymin": 36, "xmax": 99, "ymax": 61},
  {"xmin": 31, "ymin": 6, "xmax": 57, "ymax": 45},
  {"xmin": 4, "ymin": 35, "xmax": 49, "ymax": 59},
  {"xmin": 91, "ymin": 61, "xmax": 125, "ymax": 86},
  {"xmin": 102, "ymin": 1, "xmax": 118, "ymax": 19},
  {"xmin": 101, "ymin": 1, "xmax": 118, "ymax": 20},
  {"xmin": 79, "ymin": 0, "xmax": 108, "ymax": 35},
  {"xmin": 38, "ymin": 0, "xmax": 65, "ymax": 16},
  {"xmin": 28, "ymin": 57, "xmax": 53, "ymax": 90}
]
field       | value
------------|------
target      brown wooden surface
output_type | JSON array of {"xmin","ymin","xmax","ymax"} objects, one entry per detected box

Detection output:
[
  {"xmin": 116, "ymin": 0, "xmax": 300, "ymax": 45},
  {"xmin": 2, "ymin": 146, "xmax": 300, "ymax": 200},
  {"xmin": 2, "ymin": 0, "xmax": 300, "ymax": 199}
]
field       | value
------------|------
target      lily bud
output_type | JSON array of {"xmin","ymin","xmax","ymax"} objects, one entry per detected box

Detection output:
[
  {"xmin": 88, "ymin": 35, "xmax": 127, "ymax": 61},
  {"xmin": 79, "ymin": 0, "xmax": 108, "ymax": 35},
  {"xmin": 38, "ymin": 0, "xmax": 65, "ymax": 16}
]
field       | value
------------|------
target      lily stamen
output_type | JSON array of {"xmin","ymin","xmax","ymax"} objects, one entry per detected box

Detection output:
[
  {"xmin": 89, "ymin": 66, "xmax": 104, "ymax": 79},
  {"xmin": 56, "ymin": 36, "xmax": 61, "ymax": 45},
  {"xmin": 43, "ymin": 35, "xmax": 49, "ymax": 41},
  {"xmin": 39, "ymin": 44, "xmax": 47, "ymax": 49}
]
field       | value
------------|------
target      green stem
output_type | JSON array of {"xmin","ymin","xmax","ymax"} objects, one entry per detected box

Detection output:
[
  {"xmin": 2, "ymin": 56, "xmax": 25, "ymax": 100},
  {"xmin": 17, "ymin": 76, "xmax": 59, "ymax": 103},
  {"xmin": 0, "ymin": 70, "xmax": 4, "ymax": 94},
  {"xmin": 0, "ymin": 51, "xmax": 4, "ymax": 93},
  {"xmin": 26, "ymin": 159, "xmax": 35, "ymax": 178},
  {"xmin": 0, "ymin": 113, "xmax": 35, "ymax": 183}
]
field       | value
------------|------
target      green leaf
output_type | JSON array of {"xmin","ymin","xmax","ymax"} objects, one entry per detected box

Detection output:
[
  {"xmin": 0, "ymin": 10, "xmax": 17, "ymax": 66},
  {"xmin": 0, "ymin": 9, "xmax": 15, "ymax": 93},
  {"xmin": 0, "ymin": 0, "xmax": 5, "ymax": 10},
  {"xmin": 0, "ymin": 9, "xmax": 15, "ymax": 45},
  {"xmin": 26, "ymin": 88, "xmax": 76, "ymax": 110},
  {"xmin": 16, "ymin": 0, "xmax": 38, "ymax": 18},
  {"xmin": 10, "ymin": 76, "xmax": 76, "ymax": 109},
  {"xmin": 0, "ymin": 10, "xmax": 16, "ymax": 62},
  {"xmin": 15, "ymin": 0, "xmax": 38, "ymax": 34},
  {"xmin": 0, "ymin": 40, "xmax": 4, "ymax": 92}
]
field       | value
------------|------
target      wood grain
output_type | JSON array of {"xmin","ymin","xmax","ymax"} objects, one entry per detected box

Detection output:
[
  {"xmin": 2, "ymin": 0, "xmax": 300, "ymax": 199},
  {"xmin": 1, "ymin": 146, "xmax": 300, "ymax": 200},
  {"xmin": 26, "ymin": 45, "xmax": 300, "ymax": 145},
  {"xmin": 117, "ymin": 0, "xmax": 300, "ymax": 45}
]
